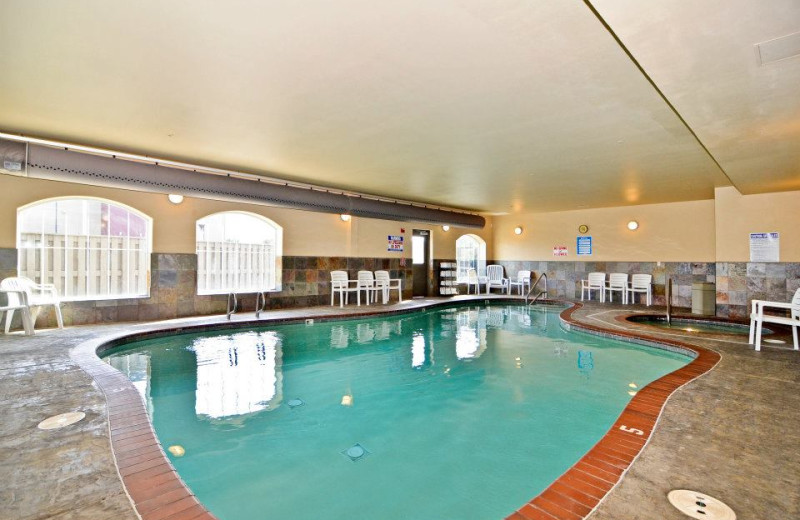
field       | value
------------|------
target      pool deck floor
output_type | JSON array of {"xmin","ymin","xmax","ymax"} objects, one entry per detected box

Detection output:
[{"xmin": 1, "ymin": 296, "xmax": 798, "ymax": 520}]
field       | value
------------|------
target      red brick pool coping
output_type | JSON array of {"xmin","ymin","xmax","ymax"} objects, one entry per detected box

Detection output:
[
  {"xmin": 505, "ymin": 303, "xmax": 720, "ymax": 520},
  {"xmin": 77, "ymin": 300, "xmax": 720, "ymax": 520}
]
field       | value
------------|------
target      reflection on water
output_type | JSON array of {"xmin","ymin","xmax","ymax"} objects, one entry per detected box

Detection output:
[
  {"xmin": 577, "ymin": 350, "xmax": 594, "ymax": 377},
  {"xmin": 411, "ymin": 333, "xmax": 426, "ymax": 368},
  {"xmin": 107, "ymin": 353, "xmax": 153, "ymax": 415},
  {"xmin": 330, "ymin": 325, "xmax": 349, "ymax": 349},
  {"xmin": 456, "ymin": 325, "xmax": 486, "ymax": 360},
  {"xmin": 454, "ymin": 307, "xmax": 489, "ymax": 360},
  {"xmin": 191, "ymin": 331, "xmax": 283, "ymax": 419},
  {"xmin": 331, "ymin": 320, "xmax": 403, "ymax": 349}
]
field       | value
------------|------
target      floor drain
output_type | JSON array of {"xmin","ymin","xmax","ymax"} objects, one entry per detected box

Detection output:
[
  {"xmin": 287, "ymin": 398, "xmax": 304, "ymax": 408},
  {"xmin": 38, "ymin": 412, "xmax": 86, "ymax": 430},
  {"xmin": 668, "ymin": 490, "xmax": 735, "ymax": 520}
]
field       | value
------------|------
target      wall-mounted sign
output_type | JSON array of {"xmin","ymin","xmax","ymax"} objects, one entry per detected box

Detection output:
[
  {"xmin": 749, "ymin": 232, "xmax": 779, "ymax": 262},
  {"xmin": 388, "ymin": 235, "xmax": 404, "ymax": 252},
  {"xmin": 553, "ymin": 245, "xmax": 568, "ymax": 257},
  {"xmin": 577, "ymin": 236, "xmax": 592, "ymax": 256}
]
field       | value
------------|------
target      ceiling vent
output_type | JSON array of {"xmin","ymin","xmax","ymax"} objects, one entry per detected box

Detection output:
[{"xmin": 755, "ymin": 31, "xmax": 800, "ymax": 65}]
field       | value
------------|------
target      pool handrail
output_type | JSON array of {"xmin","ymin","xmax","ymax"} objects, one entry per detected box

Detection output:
[{"xmin": 525, "ymin": 272, "xmax": 548, "ymax": 305}]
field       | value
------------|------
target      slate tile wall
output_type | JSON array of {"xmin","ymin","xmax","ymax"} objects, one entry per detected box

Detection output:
[
  {"xmin": 0, "ymin": 249, "xmax": 413, "ymax": 328},
  {"xmin": 489, "ymin": 260, "xmax": 716, "ymax": 308},
  {"xmin": 489, "ymin": 260, "xmax": 800, "ymax": 318},
  {"xmin": 716, "ymin": 262, "xmax": 800, "ymax": 319}
]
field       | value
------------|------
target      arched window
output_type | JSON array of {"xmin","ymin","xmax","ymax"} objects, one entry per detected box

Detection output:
[
  {"xmin": 196, "ymin": 212, "xmax": 282, "ymax": 294},
  {"xmin": 17, "ymin": 197, "xmax": 152, "ymax": 300},
  {"xmin": 455, "ymin": 234, "xmax": 486, "ymax": 282}
]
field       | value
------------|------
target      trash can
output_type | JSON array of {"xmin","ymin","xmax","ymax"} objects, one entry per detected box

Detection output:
[{"xmin": 692, "ymin": 282, "xmax": 716, "ymax": 316}]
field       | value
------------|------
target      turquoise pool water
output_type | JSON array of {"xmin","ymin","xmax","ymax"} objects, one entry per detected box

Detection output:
[{"xmin": 104, "ymin": 304, "xmax": 690, "ymax": 520}]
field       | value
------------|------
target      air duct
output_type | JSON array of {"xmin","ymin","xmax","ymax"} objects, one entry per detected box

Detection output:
[{"xmin": 2, "ymin": 138, "xmax": 485, "ymax": 228}]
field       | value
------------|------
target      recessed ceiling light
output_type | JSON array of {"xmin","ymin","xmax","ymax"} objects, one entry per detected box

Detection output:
[
  {"xmin": 514, "ymin": 226, "xmax": 523, "ymax": 235},
  {"xmin": 627, "ymin": 220, "xmax": 639, "ymax": 231}
]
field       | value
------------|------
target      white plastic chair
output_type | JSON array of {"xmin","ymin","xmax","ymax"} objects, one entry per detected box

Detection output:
[
  {"xmin": 485, "ymin": 265, "xmax": 508, "ymax": 294},
  {"xmin": 330, "ymin": 271, "xmax": 360, "ymax": 307},
  {"xmin": 1, "ymin": 276, "xmax": 63, "ymax": 333},
  {"xmin": 508, "ymin": 270, "xmax": 532, "ymax": 296},
  {"xmin": 605, "ymin": 273, "xmax": 628, "ymax": 304},
  {"xmin": 357, "ymin": 271, "xmax": 378, "ymax": 305},
  {"xmin": 0, "ymin": 288, "xmax": 35, "ymax": 335},
  {"xmin": 627, "ymin": 274, "xmax": 653, "ymax": 306},
  {"xmin": 581, "ymin": 272, "xmax": 606, "ymax": 302},
  {"xmin": 463, "ymin": 269, "xmax": 483, "ymax": 294},
  {"xmin": 374, "ymin": 270, "xmax": 402, "ymax": 304},
  {"xmin": 749, "ymin": 288, "xmax": 800, "ymax": 351}
]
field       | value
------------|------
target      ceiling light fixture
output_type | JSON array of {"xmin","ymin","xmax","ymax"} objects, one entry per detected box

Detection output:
[
  {"xmin": 514, "ymin": 226, "xmax": 523, "ymax": 235},
  {"xmin": 442, "ymin": 225, "xmax": 450, "ymax": 232},
  {"xmin": 627, "ymin": 220, "xmax": 639, "ymax": 231},
  {"xmin": 168, "ymin": 194, "xmax": 184, "ymax": 204},
  {"xmin": 340, "ymin": 214, "xmax": 351, "ymax": 222}
]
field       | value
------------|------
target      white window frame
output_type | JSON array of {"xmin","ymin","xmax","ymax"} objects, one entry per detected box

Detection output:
[
  {"xmin": 455, "ymin": 234, "xmax": 486, "ymax": 283},
  {"xmin": 196, "ymin": 211, "xmax": 283, "ymax": 295},
  {"xmin": 16, "ymin": 196, "xmax": 153, "ymax": 301}
]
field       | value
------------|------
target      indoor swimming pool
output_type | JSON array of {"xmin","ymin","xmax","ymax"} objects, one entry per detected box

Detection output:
[{"xmin": 103, "ymin": 303, "xmax": 691, "ymax": 520}]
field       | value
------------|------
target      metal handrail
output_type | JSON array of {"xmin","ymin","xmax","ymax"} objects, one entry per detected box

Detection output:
[
  {"xmin": 666, "ymin": 278, "xmax": 672, "ymax": 325},
  {"xmin": 226, "ymin": 293, "xmax": 237, "ymax": 320},
  {"xmin": 525, "ymin": 273, "xmax": 548, "ymax": 306},
  {"xmin": 255, "ymin": 291, "xmax": 267, "ymax": 318}
]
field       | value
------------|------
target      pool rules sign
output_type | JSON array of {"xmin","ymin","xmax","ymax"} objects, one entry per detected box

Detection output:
[{"xmin": 749, "ymin": 232, "xmax": 779, "ymax": 262}]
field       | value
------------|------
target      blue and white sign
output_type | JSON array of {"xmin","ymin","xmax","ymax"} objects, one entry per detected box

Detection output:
[
  {"xmin": 388, "ymin": 235, "xmax": 404, "ymax": 252},
  {"xmin": 576, "ymin": 236, "xmax": 592, "ymax": 256},
  {"xmin": 749, "ymin": 232, "xmax": 779, "ymax": 262}
]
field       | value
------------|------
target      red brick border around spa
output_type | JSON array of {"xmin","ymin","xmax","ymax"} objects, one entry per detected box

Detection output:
[
  {"xmin": 505, "ymin": 303, "xmax": 720, "ymax": 520},
  {"xmin": 74, "ymin": 299, "xmax": 719, "ymax": 520}
]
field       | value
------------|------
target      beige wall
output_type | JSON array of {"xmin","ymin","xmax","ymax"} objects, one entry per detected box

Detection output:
[
  {"xmin": 0, "ymin": 174, "xmax": 488, "ymax": 258},
  {"xmin": 715, "ymin": 186, "xmax": 800, "ymax": 262},
  {"xmin": 492, "ymin": 199, "xmax": 716, "ymax": 262},
  {"xmin": 5, "ymin": 174, "xmax": 799, "ymax": 265}
]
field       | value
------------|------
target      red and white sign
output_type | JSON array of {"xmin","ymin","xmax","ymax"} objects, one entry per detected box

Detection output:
[{"xmin": 553, "ymin": 246, "xmax": 568, "ymax": 257}]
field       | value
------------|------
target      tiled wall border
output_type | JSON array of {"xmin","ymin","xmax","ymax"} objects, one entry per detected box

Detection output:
[
  {"xmin": 505, "ymin": 303, "xmax": 720, "ymax": 520},
  {"xmin": 72, "ymin": 298, "xmax": 720, "ymax": 520}
]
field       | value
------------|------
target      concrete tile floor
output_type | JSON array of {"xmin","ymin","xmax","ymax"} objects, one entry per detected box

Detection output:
[{"xmin": 1, "ymin": 296, "xmax": 798, "ymax": 519}]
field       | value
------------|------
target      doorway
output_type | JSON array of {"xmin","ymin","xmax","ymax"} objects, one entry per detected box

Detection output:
[{"xmin": 412, "ymin": 229, "xmax": 430, "ymax": 297}]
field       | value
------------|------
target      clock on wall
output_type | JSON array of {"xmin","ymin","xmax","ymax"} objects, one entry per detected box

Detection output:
[{"xmin": 578, "ymin": 224, "xmax": 589, "ymax": 234}]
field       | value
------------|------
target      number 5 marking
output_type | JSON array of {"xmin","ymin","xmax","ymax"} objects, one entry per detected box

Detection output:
[{"xmin": 619, "ymin": 425, "xmax": 644, "ymax": 436}]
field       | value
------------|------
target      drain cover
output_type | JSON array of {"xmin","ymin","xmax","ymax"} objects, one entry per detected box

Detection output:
[
  {"xmin": 287, "ymin": 398, "xmax": 305, "ymax": 408},
  {"xmin": 38, "ymin": 412, "xmax": 86, "ymax": 430},
  {"xmin": 668, "ymin": 490, "xmax": 735, "ymax": 520},
  {"xmin": 341, "ymin": 443, "xmax": 370, "ymax": 461}
]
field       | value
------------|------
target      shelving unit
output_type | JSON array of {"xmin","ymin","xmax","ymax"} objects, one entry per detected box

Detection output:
[{"xmin": 438, "ymin": 262, "xmax": 459, "ymax": 296}]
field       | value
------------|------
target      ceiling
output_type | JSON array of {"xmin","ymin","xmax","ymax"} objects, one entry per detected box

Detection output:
[{"xmin": 0, "ymin": 0, "xmax": 797, "ymax": 215}]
